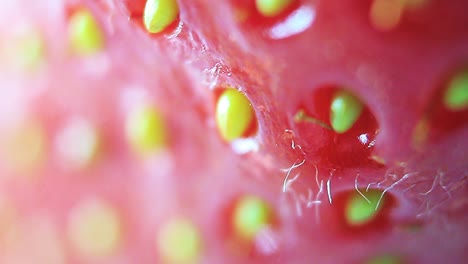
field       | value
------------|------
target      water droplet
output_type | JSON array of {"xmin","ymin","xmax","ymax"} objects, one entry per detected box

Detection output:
[{"xmin": 268, "ymin": 5, "xmax": 316, "ymax": 40}]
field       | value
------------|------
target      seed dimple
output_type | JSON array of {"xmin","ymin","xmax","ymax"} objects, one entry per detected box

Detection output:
[
  {"xmin": 156, "ymin": 217, "xmax": 203, "ymax": 264},
  {"xmin": 345, "ymin": 189, "xmax": 385, "ymax": 226},
  {"xmin": 68, "ymin": 8, "xmax": 105, "ymax": 55},
  {"xmin": 443, "ymin": 69, "xmax": 468, "ymax": 111},
  {"xmin": 232, "ymin": 195, "xmax": 274, "ymax": 242},
  {"xmin": 255, "ymin": 0, "xmax": 294, "ymax": 17},
  {"xmin": 67, "ymin": 199, "xmax": 122, "ymax": 258},
  {"xmin": 215, "ymin": 88, "xmax": 257, "ymax": 142},
  {"xmin": 330, "ymin": 90, "xmax": 364, "ymax": 134},
  {"xmin": 143, "ymin": 0, "xmax": 179, "ymax": 34},
  {"xmin": 125, "ymin": 104, "xmax": 168, "ymax": 156}
]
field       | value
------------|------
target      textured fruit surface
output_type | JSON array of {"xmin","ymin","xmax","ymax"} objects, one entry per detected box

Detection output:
[{"xmin": 0, "ymin": 0, "xmax": 467, "ymax": 264}]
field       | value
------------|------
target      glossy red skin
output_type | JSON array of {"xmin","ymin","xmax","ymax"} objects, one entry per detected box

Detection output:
[{"xmin": 0, "ymin": 0, "xmax": 467, "ymax": 263}]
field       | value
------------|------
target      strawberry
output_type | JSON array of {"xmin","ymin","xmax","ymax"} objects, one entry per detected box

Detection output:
[{"xmin": 0, "ymin": 0, "xmax": 467, "ymax": 263}]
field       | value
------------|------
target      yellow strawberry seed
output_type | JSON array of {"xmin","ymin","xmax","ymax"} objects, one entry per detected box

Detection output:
[
  {"xmin": 232, "ymin": 195, "xmax": 274, "ymax": 241},
  {"xmin": 443, "ymin": 69, "xmax": 468, "ymax": 111},
  {"xmin": 67, "ymin": 199, "xmax": 122, "ymax": 257},
  {"xmin": 370, "ymin": 0, "xmax": 404, "ymax": 31},
  {"xmin": 14, "ymin": 27, "xmax": 45, "ymax": 69},
  {"xmin": 330, "ymin": 90, "xmax": 364, "ymax": 133},
  {"xmin": 215, "ymin": 88, "xmax": 256, "ymax": 142},
  {"xmin": 68, "ymin": 9, "xmax": 105, "ymax": 55},
  {"xmin": 157, "ymin": 217, "xmax": 202, "ymax": 264},
  {"xmin": 256, "ymin": 0, "xmax": 294, "ymax": 17},
  {"xmin": 345, "ymin": 189, "xmax": 385, "ymax": 226},
  {"xmin": 144, "ymin": 0, "xmax": 179, "ymax": 34},
  {"xmin": 126, "ymin": 105, "xmax": 167, "ymax": 156}
]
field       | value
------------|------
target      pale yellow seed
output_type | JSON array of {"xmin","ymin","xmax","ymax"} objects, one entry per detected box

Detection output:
[
  {"xmin": 0, "ymin": 120, "xmax": 46, "ymax": 175},
  {"xmin": 8, "ymin": 25, "xmax": 46, "ymax": 70},
  {"xmin": 233, "ymin": 195, "xmax": 273, "ymax": 241},
  {"xmin": 157, "ymin": 217, "xmax": 202, "ymax": 264},
  {"xmin": 370, "ymin": 154, "xmax": 386, "ymax": 165},
  {"xmin": 215, "ymin": 88, "xmax": 256, "ymax": 142},
  {"xmin": 144, "ymin": 0, "xmax": 179, "ymax": 34},
  {"xmin": 67, "ymin": 199, "xmax": 122, "ymax": 258},
  {"xmin": 68, "ymin": 9, "xmax": 105, "ymax": 55},
  {"xmin": 256, "ymin": 0, "xmax": 294, "ymax": 17},
  {"xmin": 370, "ymin": 0, "xmax": 405, "ymax": 31},
  {"xmin": 412, "ymin": 117, "xmax": 429, "ymax": 149},
  {"xmin": 125, "ymin": 105, "xmax": 167, "ymax": 156},
  {"xmin": 345, "ymin": 189, "xmax": 385, "ymax": 226}
]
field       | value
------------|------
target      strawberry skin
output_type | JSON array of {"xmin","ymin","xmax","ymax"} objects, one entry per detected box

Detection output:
[{"xmin": 0, "ymin": 0, "xmax": 467, "ymax": 264}]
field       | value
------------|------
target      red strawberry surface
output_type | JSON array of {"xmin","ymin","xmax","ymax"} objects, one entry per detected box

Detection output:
[{"xmin": 0, "ymin": 0, "xmax": 467, "ymax": 263}]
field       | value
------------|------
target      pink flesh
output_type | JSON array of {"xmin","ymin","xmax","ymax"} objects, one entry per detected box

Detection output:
[{"xmin": 0, "ymin": 0, "xmax": 467, "ymax": 263}]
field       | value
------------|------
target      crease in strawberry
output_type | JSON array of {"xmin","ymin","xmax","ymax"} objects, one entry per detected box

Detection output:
[
  {"xmin": 68, "ymin": 8, "xmax": 105, "ymax": 55},
  {"xmin": 55, "ymin": 117, "xmax": 101, "ymax": 170},
  {"xmin": 157, "ymin": 217, "xmax": 203, "ymax": 264},
  {"xmin": 67, "ymin": 198, "xmax": 123, "ymax": 258},
  {"xmin": 143, "ymin": 0, "xmax": 179, "ymax": 34},
  {"xmin": 215, "ymin": 88, "xmax": 258, "ymax": 142}
]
